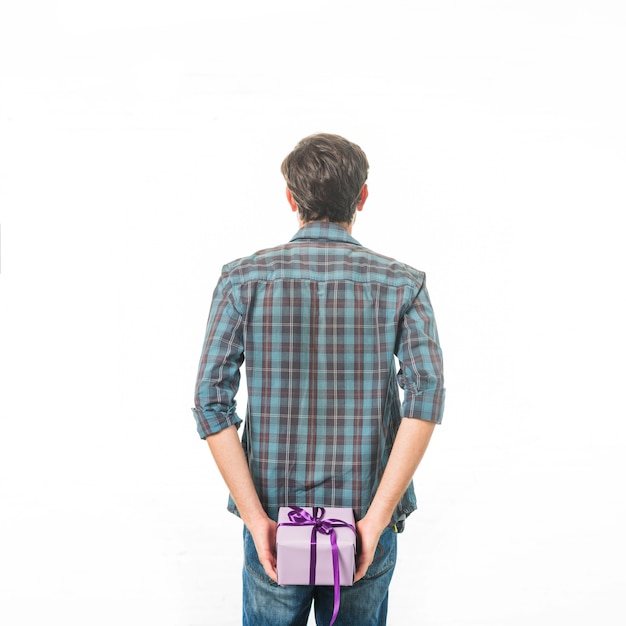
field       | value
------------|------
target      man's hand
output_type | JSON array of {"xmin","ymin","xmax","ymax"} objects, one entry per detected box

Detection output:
[
  {"xmin": 353, "ymin": 417, "xmax": 436, "ymax": 582},
  {"xmin": 354, "ymin": 515, "xmax": 387, "ymax": 582},
  {"xmin": 247, "ymin": 514, "xmax": 279, "ymax": 582},
  {"xmin": 205, "ymin": 426, "xmax": 279, "ymax": 580}
]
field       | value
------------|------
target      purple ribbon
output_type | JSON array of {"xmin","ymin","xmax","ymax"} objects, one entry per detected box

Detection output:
[{"xmin": 278, "ymin": 507, "xmax": 356, "ymax": 626}]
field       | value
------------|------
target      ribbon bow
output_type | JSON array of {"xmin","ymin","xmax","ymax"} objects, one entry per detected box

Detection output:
[{"xmin": 278, "ymin": 507, "xmax": 356, "ymax": 626}]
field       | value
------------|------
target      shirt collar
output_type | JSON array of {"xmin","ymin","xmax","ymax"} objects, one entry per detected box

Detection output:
[{"xmin": 289, "ymin": 221, "xmax": 362, "ymax": 247}]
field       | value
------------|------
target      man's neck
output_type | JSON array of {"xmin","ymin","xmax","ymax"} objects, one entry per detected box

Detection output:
[{"xmin": 299, "ymin": 219, "xmax": 353, "ymax": 234}]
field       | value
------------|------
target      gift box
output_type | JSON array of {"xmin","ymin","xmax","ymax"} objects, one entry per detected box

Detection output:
[{"xmin": 276, "ymin": 506, "xmax": 356, "ymax": 587}]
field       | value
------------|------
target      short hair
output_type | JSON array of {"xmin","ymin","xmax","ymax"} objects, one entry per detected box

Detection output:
[{"xmin": 280, "ymin": 133, "xmax": 369, "ymax": 224}]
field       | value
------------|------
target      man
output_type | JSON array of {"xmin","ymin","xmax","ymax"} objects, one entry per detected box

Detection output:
[{"xmin": 192, "ymin": 133, "xmax": 445, "ymax": 625}]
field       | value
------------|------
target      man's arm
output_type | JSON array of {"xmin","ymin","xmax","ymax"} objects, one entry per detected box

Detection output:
[
  {"xmin": 352, "ymin": 276, "xmax": 445, "ymax": 580},
  {"xmin": 354, "ymin": 417, "xmax": 436, "ymax": 582},
  {"xmin": 205, "ymin": 425, "xmax": 278, "ymax": 582}
]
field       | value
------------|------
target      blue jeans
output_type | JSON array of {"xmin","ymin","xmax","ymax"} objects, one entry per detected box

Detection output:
[{"xmin": 242, "ymin": 525, "xmax": 397, "ymax": 626}]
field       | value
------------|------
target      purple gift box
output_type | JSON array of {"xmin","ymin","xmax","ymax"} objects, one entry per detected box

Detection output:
[{"xmin": 276, "ymin": 506, "xmax": 356, "ymax": 587}]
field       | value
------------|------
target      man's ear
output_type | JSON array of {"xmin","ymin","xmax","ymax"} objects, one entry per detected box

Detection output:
[
  {"xmin": 286, "ymin": 187, "xmax": 299, "ymax": 213},
  {"xmin": 356, "ymin": 184, "xmax": 368, "ymax": 212}
]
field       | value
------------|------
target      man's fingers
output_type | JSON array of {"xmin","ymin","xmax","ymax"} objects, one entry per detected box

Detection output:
[
  {"xmin": 248, "ymin": 516, "xmax": 279, "ymax": 582},
  {"xmin": 353, "ymin": 549, "xmax": 374, "ymax": 582},
  {"xmin": 257, "ymin": 547, "xmax": 278, "ymax": 582},
  {"xmin": 353, "ymin": 567, "xmax": 366, "ymax": 583},
  {"xmin": 260, "ymin": 556, "xmax": 278, "ymax": 582}
]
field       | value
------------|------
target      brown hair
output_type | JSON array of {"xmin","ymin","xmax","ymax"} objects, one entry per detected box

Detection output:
[{"xmin": 281, "ymin": 133, "xmax": 369, "ymax": 224}]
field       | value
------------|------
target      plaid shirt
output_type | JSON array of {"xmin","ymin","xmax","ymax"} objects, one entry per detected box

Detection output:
[{"xmin": 192, "ymin": 222, "xmax": 445, "ymax": 525}]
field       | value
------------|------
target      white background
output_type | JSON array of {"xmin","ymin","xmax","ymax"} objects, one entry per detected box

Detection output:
[{"xmin": 1, "ymin": 1, "xmax": 625, "ymax": 624}]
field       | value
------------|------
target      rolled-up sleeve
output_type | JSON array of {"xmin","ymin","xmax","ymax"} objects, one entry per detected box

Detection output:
[
  {"xmin": 192, "ymin": 271, "xmax": 244, "ymax": 438},
  {"xmin": 396, "ymin": 280, "xmax": 446, "ymax": 424}
]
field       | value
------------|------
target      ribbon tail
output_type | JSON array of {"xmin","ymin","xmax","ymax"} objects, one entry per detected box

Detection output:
[
  {"xmin": 329, "ymin": 530, "xmax": 340, "ymax": 626},
  {"xmin": 309, "ymin": 526, "xmax": 317, "ymax": 585}
]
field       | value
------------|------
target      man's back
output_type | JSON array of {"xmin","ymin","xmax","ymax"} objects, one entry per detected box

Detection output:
[{"xmin": 193, "ymin": 221, "xmax": 444, "ymax": 524}]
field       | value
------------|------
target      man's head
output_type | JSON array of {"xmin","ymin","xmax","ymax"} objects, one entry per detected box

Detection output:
[{"xmin": 281, "ymin": 133, "xmax": 369, "ymax": 226}]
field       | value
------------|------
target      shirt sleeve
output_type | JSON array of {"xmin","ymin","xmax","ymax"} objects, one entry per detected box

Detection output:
[
  {"xmin": 396, "ymin": 279, "xmax": 446, "ymax": 424},
  {"xmin": 192, "ymin": 270, "xmax": 244, "ymax": 439}
]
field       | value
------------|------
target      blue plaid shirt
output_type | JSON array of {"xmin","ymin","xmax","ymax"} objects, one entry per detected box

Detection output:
[{"xmin": 192, "ymin": 222, "xmax": 445, "ymax": 525}]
